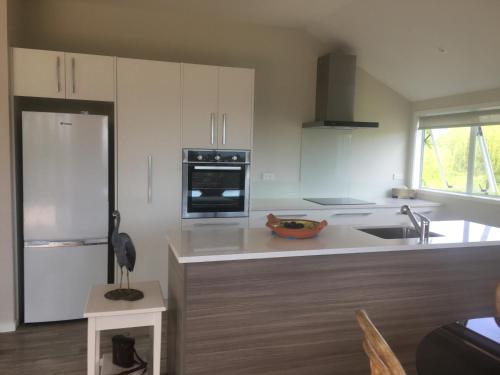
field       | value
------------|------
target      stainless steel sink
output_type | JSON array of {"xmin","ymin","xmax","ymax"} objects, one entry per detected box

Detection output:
[{"xmin": 357, "ymin": 226, "xmax": 443, "ymax": 240}]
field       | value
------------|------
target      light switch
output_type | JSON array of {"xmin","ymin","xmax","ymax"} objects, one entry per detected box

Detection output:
[{"xmin": 262, "ymin": 172, "xmax": 275, "ymax": 181}]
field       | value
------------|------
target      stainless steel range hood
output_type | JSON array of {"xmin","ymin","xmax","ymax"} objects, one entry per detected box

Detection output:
[{"xmin": 303, "ymin": 53, "xmax": 379, "ymax": 129}]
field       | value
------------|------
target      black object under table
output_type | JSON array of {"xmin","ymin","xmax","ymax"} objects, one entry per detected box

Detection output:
[{"xmin": 416, "ymin": 316, "xmax": 500, "ymax": 374}]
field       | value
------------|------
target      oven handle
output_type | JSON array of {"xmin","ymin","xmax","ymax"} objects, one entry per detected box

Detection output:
[
  {"xmin": 185, "ymin": 161, "xmax": 250, "ymax": 165},
  {"xmin": 193, "ymin": 166, "xmax": 242, "ymax": 170}
]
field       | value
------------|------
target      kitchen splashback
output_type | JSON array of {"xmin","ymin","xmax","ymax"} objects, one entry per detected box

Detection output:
[{"xmin": 300, "ymin": 128, "xmax": 352, "ymax": 197}]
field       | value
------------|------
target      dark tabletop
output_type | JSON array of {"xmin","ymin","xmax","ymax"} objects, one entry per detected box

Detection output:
[{"xmin": 416, "ymin": 317, "xmax": 500, "ymax": 375}]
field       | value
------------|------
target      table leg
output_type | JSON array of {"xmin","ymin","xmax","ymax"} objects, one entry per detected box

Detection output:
[
  {"xmin": 95, "ymin": 329, "xmax": 101, "ymax": 373},
  {"xmin": 149, "ymin": 313, "xmax": 162, "ymax": 375},
  {"xmin": 87, "ymin": 317, "xmax": 99, "ymax": 375}
]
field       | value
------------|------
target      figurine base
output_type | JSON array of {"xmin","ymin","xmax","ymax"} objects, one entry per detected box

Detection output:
[{"xmin": 104, "ymin": 288, "xmax": 144, "ymax": 301}]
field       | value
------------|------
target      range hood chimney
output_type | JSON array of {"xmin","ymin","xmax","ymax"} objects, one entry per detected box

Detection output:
[{"xmin": 303, "ymin": 53, "xmax": 379, "ymax": 129}]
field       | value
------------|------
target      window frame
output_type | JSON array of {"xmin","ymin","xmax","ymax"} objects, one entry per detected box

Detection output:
[{"xmin": 411, "ymin": 105, "xmax": 500, "ymax": 202}]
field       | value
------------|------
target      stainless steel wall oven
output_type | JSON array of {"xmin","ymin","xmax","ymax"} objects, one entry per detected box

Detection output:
[{"xmin": 182, "ymin": 149, "xmax": 250, "ymax": 218}]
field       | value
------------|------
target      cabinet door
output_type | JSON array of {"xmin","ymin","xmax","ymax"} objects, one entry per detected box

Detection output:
[
  {"xmin": 65, "ymin": 53, "xmax": 115, "ymax": 101},
  {"xmin": 12, "ymin": 48, "xmax": 65, "ymax": 99},
  {"xmin": 181, "ymin": 63, "xmax": 219, "ymax": 149},
  {"xmin": 117, "ymin": 58, "xmax": 181, "ymax": 296},
  {"xmin": 218, "ymin": 67, "xmax": 254, "ymax": 149}
]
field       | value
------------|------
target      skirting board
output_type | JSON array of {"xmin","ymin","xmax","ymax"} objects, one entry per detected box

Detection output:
[{"xmin": 0, "ymin": 321, "xmax": 17, "ymax": 333}]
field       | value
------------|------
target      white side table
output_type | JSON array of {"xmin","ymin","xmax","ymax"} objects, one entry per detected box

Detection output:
[{"xmin": 84, "ymin": 281, "xmax": 166, "ymax": 375}]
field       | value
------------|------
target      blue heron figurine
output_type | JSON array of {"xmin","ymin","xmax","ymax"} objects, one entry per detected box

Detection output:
[{"xmin": 111, "ymin": 210, "xmax": 136, "ymax": 290}]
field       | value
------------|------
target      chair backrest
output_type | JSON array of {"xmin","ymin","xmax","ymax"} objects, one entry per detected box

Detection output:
[
  {"xmin": 496, "ymin": 282, "xmax": 500, "ymax": 316},
  {"xmin": 355, "ymin": 309, "xmax": 407, "ymax": 375}
]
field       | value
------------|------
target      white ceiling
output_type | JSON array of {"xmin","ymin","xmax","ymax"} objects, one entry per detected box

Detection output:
[{"xmin": 63, "ymin": 0, "xmax": 500, "ymax": 101}]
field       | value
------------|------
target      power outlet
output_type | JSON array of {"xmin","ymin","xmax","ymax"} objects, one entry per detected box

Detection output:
[
  {"xmin": 262, "ymin": 172, "xmax": 275, "ymax": 181},
  {"xmin": 393, "ymin": 172, "xmax": 404, "ymax": 181}
]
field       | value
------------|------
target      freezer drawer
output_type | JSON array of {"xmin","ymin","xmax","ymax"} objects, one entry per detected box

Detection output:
[{"xmin": 24, "ymin": 244, "xmax": 108, "ymax": 323}]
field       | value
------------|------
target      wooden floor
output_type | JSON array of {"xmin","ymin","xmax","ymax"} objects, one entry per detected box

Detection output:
[{"xmin": 0, "ymin": 313, "xmax": 168, "ymax": 375}]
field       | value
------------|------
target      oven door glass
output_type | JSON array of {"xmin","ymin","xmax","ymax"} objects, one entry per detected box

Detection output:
[{"xmin": 187, "ymin": 164, "xmax": 246, "ymax": 214}]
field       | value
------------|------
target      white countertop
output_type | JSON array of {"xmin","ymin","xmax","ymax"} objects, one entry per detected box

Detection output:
[
  {"xmin": 168, "ymin": 220, "xmax": 500, "ymax": 263},
  {"xmin": 250, "ymin": 197, "xmax": 440, "ymax": 211}
]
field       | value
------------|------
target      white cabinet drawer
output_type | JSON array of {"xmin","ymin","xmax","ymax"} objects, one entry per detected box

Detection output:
[
  {"xmin": 250, "ymin": 208, "xmax": 438, "ymax": 228},
  {"xmin": 182, "ymin": 217, "xmax": 249, "ymax": 230},
  {"xmin": 327, "ymin": 209, "xmax": 378, "ymax": 225},
  {"xmin": 329, "ymin": 208, "xmax": 437, "ymax": 226}
]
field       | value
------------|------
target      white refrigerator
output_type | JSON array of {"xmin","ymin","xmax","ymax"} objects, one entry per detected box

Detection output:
[{"xmin": 22, "ymin": 111, "xmax": 109, "ymax": 323}]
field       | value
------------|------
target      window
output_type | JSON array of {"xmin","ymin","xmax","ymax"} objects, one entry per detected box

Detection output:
[{"xmin": 418, "ymin": 109, "xmax": 500, "ymax": 198}]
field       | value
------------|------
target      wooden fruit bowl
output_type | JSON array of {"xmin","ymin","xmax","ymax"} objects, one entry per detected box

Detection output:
[{"xmin": 266, "ymin": 214, "xmax": 328, "ymax": 239}]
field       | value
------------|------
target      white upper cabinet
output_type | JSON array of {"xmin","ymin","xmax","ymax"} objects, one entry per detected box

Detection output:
[
  {"xmin": 12, "ymin": 48, "xmax": 115, "ymax": 101},
  {"xmin": 218, "ymin": 67, "xmax": 254, "ymax": 149},
  {"xmin": 12, "ymin": 48, "xmax": 66, "ymax": 99},
  {"xmin": 181, "ymin": 63, "xmax": 254, "ymax": 149},
  {"xmin": 64, "ymin": 53, "xmax": 115, "ymax": 101},
  {"xmin": 182, "ymin": 63, "xmax": 219, "ymax": 149}
]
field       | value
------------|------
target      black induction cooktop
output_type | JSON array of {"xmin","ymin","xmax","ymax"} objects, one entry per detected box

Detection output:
[{"xmin": 303, "ymin": 197, "xmax": 375, "ymax": 206}]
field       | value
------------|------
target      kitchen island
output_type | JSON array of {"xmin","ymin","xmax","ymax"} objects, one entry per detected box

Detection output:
[{"xmin": 167, "ymin": 221, "xmax": 500, "ymax": 375}]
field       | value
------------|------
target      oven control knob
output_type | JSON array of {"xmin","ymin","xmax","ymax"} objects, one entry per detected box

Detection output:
[
  {"xmin": 196, "ymin": 155, "xmax": 203, "ymax": 161},
  {"xmin": 231, "ymin": 155, "xmax": 238, "ymax": 161},
  {"xmin": 214, "ymin": 155, "xmax": 221, "ymax": 161}
]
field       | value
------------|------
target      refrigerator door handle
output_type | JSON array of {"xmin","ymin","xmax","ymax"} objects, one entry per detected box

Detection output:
[
  {"xmin": 56, "ymin": 56, "xmax": 61, "ymax": 93},
  {"xmin": 147, "ymin": 155, "xmax": 153, "ymax": 204},
  {"xmin": 71, "ymin": 57, "xmax": 76, "ymax": 94},
  {"xmin": 24, "ymin": 238, "xmax": 108, "ymax": 248}
]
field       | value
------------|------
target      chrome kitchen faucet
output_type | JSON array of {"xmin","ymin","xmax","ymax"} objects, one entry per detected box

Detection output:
[{"xmin": 400, "ymin": 205, "xmax": 430, "ymax": 243}]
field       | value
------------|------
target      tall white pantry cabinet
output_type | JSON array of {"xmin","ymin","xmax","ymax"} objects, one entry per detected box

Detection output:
[
  {"xmin": 116, "ymin": 58, "xmax": 182, "ymax": 295},
  {"xmin": 11, "ymin": 47, "xmax": 255, "ymax": 296}
]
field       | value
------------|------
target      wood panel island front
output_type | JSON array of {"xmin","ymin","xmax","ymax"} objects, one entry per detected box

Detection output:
[{"xmin": 167, "ymin": 221, "xmax": 500, "ymax": 375}]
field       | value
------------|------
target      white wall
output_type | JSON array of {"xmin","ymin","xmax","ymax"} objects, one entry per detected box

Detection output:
[
  {"xmin": 9, "ymin": 0, "xmax": 412, "ymax": 201},
  {"xmin": 8, "ymin": 0, "xmax": 324, "ymax": 197},
  {"xmin": 413, "ymin": 87, "xmax": 500, "ymax": 112},
  {"xmin": 350, "ymin": 68, "xmax": 412, "ymax": 200},
  {"xmin": 412, "ymin": 88, "xmax": 500, "ymax": 226},
  {"xmin": 297, "ymin": 69, "xmax": 412, "ymax": 201},
  {"xmin": 1, "ymin": 1, "xmax": 420, "ymax": 327},
  {"xmin": 0, "ymin": 0, "xmax": 16, "ymax": 332}
]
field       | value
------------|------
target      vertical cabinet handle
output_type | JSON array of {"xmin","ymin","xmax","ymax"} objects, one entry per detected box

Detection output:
[
  {"xmin": 71, "ymin": 57, "xmax": 76, "ymax": 94},
  {"xmin": 210, "ymin": 113, "xmax": 215, "ymax": 145},
  {"xmin": 222, "ymin": 113, "xmax": 227, "ymax": 145},
  {"xmin": 147, "ymin": 155, "xmax": 152, "ymax": 204},
  {"xmin": 56, "ymin": 56, "xmax": 61, "ymax": 93}
]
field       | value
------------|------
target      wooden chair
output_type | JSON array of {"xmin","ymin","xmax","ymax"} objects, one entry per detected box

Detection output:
[
  {"xmin": 496, "ymin": 282, "xmax": 500, "ymax": 316},
  {"xmin": 355, "ymin": 309, "xmax": 407, "ymax": 375}
]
